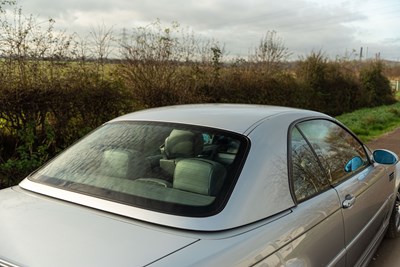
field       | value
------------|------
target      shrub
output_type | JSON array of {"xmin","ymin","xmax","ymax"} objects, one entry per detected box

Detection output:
[
  {"xmin": 359, "ymin": 60, "xmax": 396, "ymax": 107},
  {"xmin": 0, "ymin": 8, "xmax": 134, "ymax": 187},
  {"xmin": 296, "ymin": 56, "xmax": 397, "ymax": 115},
  {"xmin": 0, "ymin": 123, "xmax": 54, "ymax": 187}
]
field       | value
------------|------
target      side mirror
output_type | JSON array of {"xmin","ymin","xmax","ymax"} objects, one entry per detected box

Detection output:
[
  {"xmin": 373, "ymin": 149, "xmax": 399, "ymax": 165},
  {"xmin": 344, "ymin": 156, "xmax": 364, "ymax": 172}
]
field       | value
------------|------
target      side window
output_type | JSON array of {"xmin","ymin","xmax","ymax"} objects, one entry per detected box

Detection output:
[
  {"xmin": 297, "ymin": 120, "xmax": 368, "ymax": 185},
  {"xmin": 290, "ymin": 127, "xmax": 330, "ymax": 202}
]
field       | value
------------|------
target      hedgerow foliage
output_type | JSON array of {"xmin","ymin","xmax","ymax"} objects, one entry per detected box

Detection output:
[
  {"xmin": 0, "ymin": 8, "xmax": 396, "ymax": 187},
  {"xmin": 0, "ymin": 8, "xmax": 131, "ymax": 187}
]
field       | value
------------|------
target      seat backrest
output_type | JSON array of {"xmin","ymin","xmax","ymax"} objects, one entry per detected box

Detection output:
[
  {"xmin": 160, "ymin": 129, "xmax": 204, "ymax": 176},
  {"xmin": 99, "ymin": 149, "xmax": 132, "ymax": 179},
  {"xmin": 98, "ymin": 149, "xmax": 149, "ymax": 179},
  {"xmin": 173, "ymin": 158, "xmax": 226, "ymax": 196},
  {"xmin": 213, "ymin": 139, "xmax": 239, "ymax": 166},
  {"xmin": 163, "ymin": 129, "xmax": 203, "ymax": 159}
]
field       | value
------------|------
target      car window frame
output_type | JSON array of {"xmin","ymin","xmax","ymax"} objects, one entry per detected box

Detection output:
[
  {"xmin": 28, "ymin": 121, "xmax": 252, "ymax": 218},
  {"xmin": 288, "ymin": 121, "xmax": 331, "ymax": 203},
  {"xmin": 309, "ymin": 119, "xmax": 371, "ymax": 185},
  {"xmin": 288, "ymin": 117, "xmax": 372, "ymax": 204}
]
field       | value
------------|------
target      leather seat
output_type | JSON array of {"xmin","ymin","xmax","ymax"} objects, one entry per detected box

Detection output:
[
  {"xmin": 99, "ymin": 149, "xmax": 132, "ymax": 179},
  {"xmin": 160, "ymin": 129, "xmax": 204, "ymax": 176},
  {"xmin": 173, "ymin": 158, "xmax": 226, "ymax": 197},
  {"xmin": 98, "ymin": 148, "xmax": 149, "ymax": 179}
]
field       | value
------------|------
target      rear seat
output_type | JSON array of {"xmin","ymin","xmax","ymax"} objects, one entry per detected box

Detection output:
[
  {"xmin": 213, "ymin": 139, "xmax": 239, "ymax": 166},
  {"xmin": 131, "ymin": 158, "xmax": 227, "ymax": 205},
  {"xmin": 214, "ymin": 152, "xmax": 236, "ymax": 166},
  {"xmin": 173, "ymin": 158, "xmax": 226, "ymax": 197}
]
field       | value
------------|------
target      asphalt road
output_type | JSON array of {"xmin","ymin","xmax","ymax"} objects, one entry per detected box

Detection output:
[
  {"xmin": 368, "ymin": 237, "xmax": 400, "ymax": 267},
  {"xmin": 367, "ymin": 128, "xmax": 400, "ymax": 267}
]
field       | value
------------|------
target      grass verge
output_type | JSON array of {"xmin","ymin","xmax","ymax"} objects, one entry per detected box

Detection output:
[{"xmin": 336, "ymin": 101, "xmax": 400, "ymax": 143}]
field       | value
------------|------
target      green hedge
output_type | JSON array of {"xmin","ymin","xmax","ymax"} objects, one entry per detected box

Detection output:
[
  {"xmin": 0, "ymin": 57, "xmax": 396, "ymax": 188},
  {"xmin": 0, "ymin": 61, "xmax": 132, "ymax": 187}
]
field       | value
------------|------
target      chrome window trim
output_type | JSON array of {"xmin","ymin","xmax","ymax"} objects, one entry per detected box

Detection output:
[
  {"xmin": 18, "ymin": 179, "xmax": 235, "ymax": 231},
  {"xmin": 0, "ymin": 258, "xmax": 21, "ymax": 267}
]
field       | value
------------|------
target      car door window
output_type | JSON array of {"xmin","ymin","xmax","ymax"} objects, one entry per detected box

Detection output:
[
  {"xmin": 290, "ymin": 127, "xmax": 330, "ymax": 201},
  {"xmin": 296, "ymin": 120, "xmax": 369, "ymax": 185}
]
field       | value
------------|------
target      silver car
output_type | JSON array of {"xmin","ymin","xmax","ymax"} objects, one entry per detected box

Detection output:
[{"xmin": 0, "ymin": 104, "xmax": 399, "ymax": 267}]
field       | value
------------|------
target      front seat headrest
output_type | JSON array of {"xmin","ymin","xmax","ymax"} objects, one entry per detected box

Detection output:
[{"xmin": 164, "ymin": 129, "xmax": 203, "ymax": 159}]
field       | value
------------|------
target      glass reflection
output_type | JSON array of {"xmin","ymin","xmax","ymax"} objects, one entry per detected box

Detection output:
[{"xmin": 297, "ymin": 120, "xmax": 368, "ymax": 185}]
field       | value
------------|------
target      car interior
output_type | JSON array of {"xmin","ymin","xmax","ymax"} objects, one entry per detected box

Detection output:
[{"xmin": 50, "ymin": 125, "xmax": 242, "ymax": 207}]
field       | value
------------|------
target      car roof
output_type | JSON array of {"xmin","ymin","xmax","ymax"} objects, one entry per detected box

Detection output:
[{"xmin": 110, "ymin": 104, "xmax": 324, "ymax": 134}]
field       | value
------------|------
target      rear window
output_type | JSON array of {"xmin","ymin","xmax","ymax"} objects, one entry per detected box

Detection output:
[{"xmin": 30, "ymin": 121, "xmax": 248, "ymax": 217}]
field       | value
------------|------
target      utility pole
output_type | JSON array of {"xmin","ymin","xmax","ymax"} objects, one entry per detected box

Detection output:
[{"xmin": 121, "ymin": 28, "xmax": 128, "ymax": 48}]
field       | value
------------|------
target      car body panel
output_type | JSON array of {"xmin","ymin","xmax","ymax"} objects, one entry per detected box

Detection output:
[
  {"xmin": 334, "ymin": 164, "xmax": 395, "ymax": 266},
  {"xmin": 0, "ymin": 186, "xmax": 345, "ymax": 267},
  {"xmin": 0, "ymin": 187, "xmax": 198, "ymax": 267},
  {"xmin": 151, "ymin": 189, "xmax": 345, "ymax": 266},
  {"xmin": 110, "ymin": 104, "xmax": 312, "ymax": 135}
]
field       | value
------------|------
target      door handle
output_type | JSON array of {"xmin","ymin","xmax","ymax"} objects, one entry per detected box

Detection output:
[{"xmin": 343, "ymin": 194, "xmax": 356, "ymax": 208}]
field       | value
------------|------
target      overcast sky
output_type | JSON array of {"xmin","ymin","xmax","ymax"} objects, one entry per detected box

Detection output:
[{"xmin": 11, "ymin": 0, "xmax": 400, "ymax": 61}]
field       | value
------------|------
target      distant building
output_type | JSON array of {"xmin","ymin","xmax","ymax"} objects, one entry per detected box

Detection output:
[{"xmin": 391, "ymin": 80, "xmax": 400, "ymax": 91}]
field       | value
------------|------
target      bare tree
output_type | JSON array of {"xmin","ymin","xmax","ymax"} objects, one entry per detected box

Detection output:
[
  {"xmin": 0, "ymin": 0, "xmax": 14, "ymax": 13},
  {"xmin": 89, "ymin": 23, "xmax": 114, "ymax": 62},
  {"xmin": 251, "ymin": 30, "xmax": 291, "ymax": 75},
  {"xmin": 118, "ymin": 20, "xmax": 227, "ymax": 108}
]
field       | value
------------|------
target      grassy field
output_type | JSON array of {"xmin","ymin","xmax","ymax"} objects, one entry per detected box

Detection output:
[{"xmin": 336, "ymin": 101, "xmax": 400, "ymax": 143}]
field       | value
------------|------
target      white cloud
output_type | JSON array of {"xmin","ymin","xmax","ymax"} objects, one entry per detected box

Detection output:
[{"xmin": 7, "ymin": 0, "xmax": 400, "ymax": 60}]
